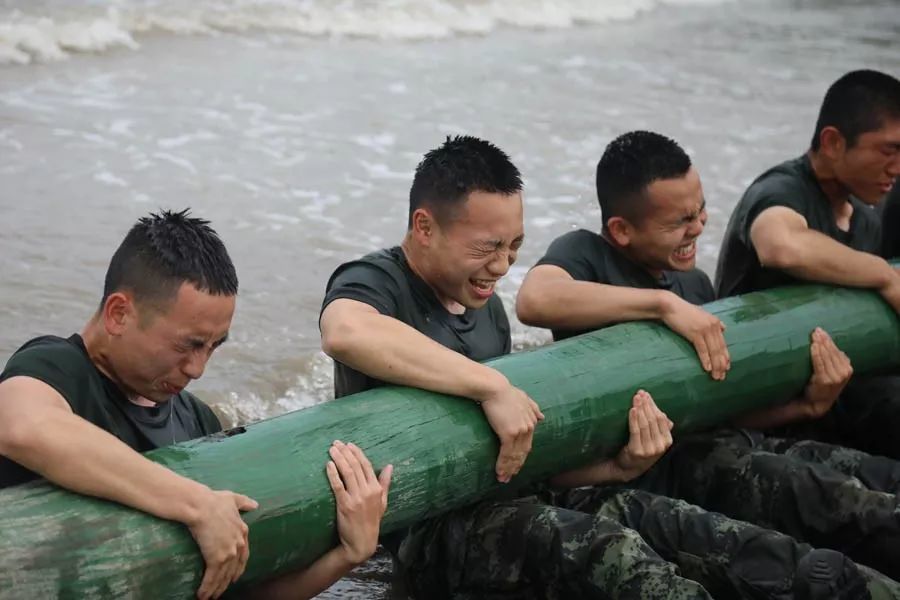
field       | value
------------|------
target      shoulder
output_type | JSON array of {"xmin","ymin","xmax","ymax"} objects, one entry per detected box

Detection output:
[
  {"xmin": 742, "ymin": 157, "xmax": 811, "ymax": 207},
  {"xmin": 536, "ymin": 229, "xmax": 605, "ymax": 279},
  {"xmin": 1, "ymin": 335, "xmax": 97, "ymax": 413},
  {"xmin": 545, "ymin": 229, "xmax": 600, "ymax": 252},
  {"xmin": 326, "ymin": 247, "xmax": 407, "ymax": 290},
  {"xmin": 322, "ymin": 247, "xmax": 410, "ymax": 317},
  {"xmin": 2, "ymin": 335, "xmax": 91, "ymax": 383}
]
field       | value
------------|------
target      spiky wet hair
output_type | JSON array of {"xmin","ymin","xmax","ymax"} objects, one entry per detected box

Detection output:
[
  {"xmin": 408, "ymin": 135, "xmax": 522, "ymax": 228},
  {"xmin": 101, "ymin": 209, "xmax": 237, "ymax": 312}
]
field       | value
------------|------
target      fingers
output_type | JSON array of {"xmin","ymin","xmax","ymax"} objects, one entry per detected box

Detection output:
[
  {"xmin": 629, "ymin": 390, "xmax": 651, "ymax": 454},
  {"xmin": 329, "ymin": 440, "xmax": 365, "ymax": 495},
  {"xmin": 644, "ymin": 394, "xmax": 673, "ymax": 452},
  {"xmin": 692, "ymin": 335, "xmax": 713, "ymax": 375},
  {"xmin": 810, "ymin": 329, "xmax": 826, "ymax": 378},
  {"xmin": 234, "ymin": 532, "xmax": 250, "ymax": 583},
  {"xmin": 234, "ymin": 493, "xmax": 258, "ymax": 512},
  {"xmin": 347, "ymin": 442, "xmax": 377, "ymax": 485},
  {"xmin": 531, "ymin": 398, "xmax": 545, "ymax": 421},
  {"xmin": 196, "ymin": 565, "xmax": 220, "ymax": 600},
  {"xmin": 811, "ymin": 328, "xmax": 853, "ymax": 384},
  {"xmin": 378, "ymin": 464, "xmax": 394, "ymax": 506},
  {"xmin": 325, "ymin": 460, "xmax": 350, "ymax": 504},
  {"xmin": 705, "ymin": 323, "xmax": 730, "ymax": 381}
]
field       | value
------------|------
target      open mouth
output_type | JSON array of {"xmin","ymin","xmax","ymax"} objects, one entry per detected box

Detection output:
[
  {"xmin": 673, "ymin": 240, "xmax": 697, "ymax": 261},
  {"xmin": 162, "ymin": 382, "xmax": 185, "ymax": 395},
  {"xmin": 880, "ymin": 180, "xmax": 895, "ymax": 194},
  {"xmin": 470, "ymin": 278, "xmax": 496, "ymax": 299}
]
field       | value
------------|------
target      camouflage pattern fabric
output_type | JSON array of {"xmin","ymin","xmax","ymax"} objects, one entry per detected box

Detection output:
[
  {"xmin": 397, "ymin": 496, "xmax": 713, "ymax": 600},
  {"xmin": 633, "ymin": 428, "xmax": 900, "ymax": 580}
]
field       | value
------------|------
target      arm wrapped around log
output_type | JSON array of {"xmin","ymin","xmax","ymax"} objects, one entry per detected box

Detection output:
[{"xmin": 1, "ymin": 282, "xmax": 898, "ymax": 598}]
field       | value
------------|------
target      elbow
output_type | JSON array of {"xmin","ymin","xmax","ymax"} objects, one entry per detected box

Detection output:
[
  {"xmin": 320, "ymin": 315, "xmax": 360, "ymax": 362},
  {"xmin": 515, "ymin": 288, "xmax": 548, "ymax": 327},
  {"xmin": 756, "ymin": 238, "xmax": 802, "ymax": 271},
  {"xmin": 0, "ymin": 415, "xmax": 40, "ymax": 461}
]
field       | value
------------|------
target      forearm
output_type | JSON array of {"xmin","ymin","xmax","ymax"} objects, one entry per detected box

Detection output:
[
  {"xmin": 518, "ymin": 279, "xmax": 670, "ymax": 330},
  {"xmin": 325, "ymin": 311, "xmax": 506, "ymax": 401},
  {"xmin": 732, "ymin": 398, "xmax": 812, "ymax": 430},
  {"xmin": 767, "ymin": 230, "xmax": 894, "ymax": 290},
  {"xmin": 549, "ymin": 457, "xmax": 630, "ymax": 488},
  {"xmin": 3, "ymin": 409, "xmax": 209, "ymax": 524},
  {"xmin": 248, "ymin": 547, "xmax": 356, "ymax": 600}
]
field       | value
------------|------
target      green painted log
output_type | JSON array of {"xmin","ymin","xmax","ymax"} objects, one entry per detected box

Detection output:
[{"xmin": 1, "ymin": 282, "xmax": 899, "ymax": 599}]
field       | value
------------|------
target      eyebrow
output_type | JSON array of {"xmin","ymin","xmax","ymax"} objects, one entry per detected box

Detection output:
[
  {"xmin": 478, "ymin": 235, "xmax": 525, "ymax": 249},
  {"xmin": 186, "ymin": 333, "xmax": 229, "ymax": 349}
]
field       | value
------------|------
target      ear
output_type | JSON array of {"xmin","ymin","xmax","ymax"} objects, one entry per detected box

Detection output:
[
  {"xmin": 818, "ymin": 126, "xmax": 846, "ymax": 160},
  {"xmin": 606, "ymin": 216, "xmax": 634, "ymax": 247},
  {"xmin": 409, "ymin": 208, "xmax": 437, "ymax": 247},
  {"xmin": 101, "ymin": 292, "xmax": 135, "ymax": 336}
]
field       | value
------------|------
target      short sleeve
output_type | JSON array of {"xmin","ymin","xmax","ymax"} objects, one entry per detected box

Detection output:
[
  {"xmin": 0, "ymin": 339, "xmax": 88, "ymax": 414},
  {"xmin": 533, "ymin": 230, "xmax": 602, "ymax": 282},
  {"xmin": 739, "ymin": 176, "xmax": 810, "ymax": 247},
  {"xmin": 321, "ymin": 261, "xmax": 403, "ymax": 320}
]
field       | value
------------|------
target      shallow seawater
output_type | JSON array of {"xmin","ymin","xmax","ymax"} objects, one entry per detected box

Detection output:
[{"xmin": 1, "ymin": 0, "xmax": 898, "ymax": 596}]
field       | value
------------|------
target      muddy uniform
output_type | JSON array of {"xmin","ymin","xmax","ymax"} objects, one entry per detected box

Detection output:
[
  {"xmin": 714, "ymin": 154, "xmax": 900, "ymax": 461},
  {"xmin": 322, "ymin": 246, "xmax": 895, "ymax": 599},
  {"xmin": 0, "ymin": 334, "xmax": 222, "ymax": 489}
]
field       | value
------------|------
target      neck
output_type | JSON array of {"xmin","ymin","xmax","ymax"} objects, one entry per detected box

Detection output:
[
  {"xmin": 400, "ymin": 236, "xmax": 465, "ymax": 314},
  {"xmin": 808, "ymin": 149, "xmax": 853, "ymax": 214},
  {"xmin": 600, "ymin": 230, "xmax": 663, "ymax": 279},
  {"xmin": 81, "ymin": 317, "xmax": 154, "ymax": 406}
]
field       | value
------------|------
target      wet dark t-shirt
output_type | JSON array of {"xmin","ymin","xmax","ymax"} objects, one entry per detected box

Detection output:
[
  {"xmin": 880, "ymin": 184, "xmax": 900, "ymax": 259},
  {"xmin": 715, "ymin": 155, "xmax": 882, "ymax": 298},
  {"xmin": 534, "ymin": 229, "xmax": 715, "ymax": 341},
  {"xmin": 0, "ymin": 334, "xmax": 222, "ymax": 488},
  {"xmin": 321, "ymin": 246, "xmax": 512, "ymax": 398}
]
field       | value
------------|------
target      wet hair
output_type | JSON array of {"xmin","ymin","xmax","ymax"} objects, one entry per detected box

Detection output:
[
  {"xmin": 101, "ymin": 209, "xmax": 238, "ymax": 315},
  {"xmin": 811, "ymin": 70, "xmax": 900, "ymax": 151},
  {"xmin": 408, "ymin": 135, "xmax": 522, "ymax": 228},
  {"xmin": 595, "ymin": 131, "xmax": 692, "ymax": 230}
]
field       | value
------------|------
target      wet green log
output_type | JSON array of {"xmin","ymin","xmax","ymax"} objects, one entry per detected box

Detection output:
[{"xmin": 2, "ymin": 282, "xmax": 899, "ymax": 598}]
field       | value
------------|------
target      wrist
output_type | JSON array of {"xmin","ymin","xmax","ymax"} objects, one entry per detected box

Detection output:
[
  {"xmin": 170, "ymin": 479, "xmax": 214, "ymax": 527},
  {"xmin": 876, "ymin": 262, "xmax": 899, "ymax": 291},
  {"xmin": 469, "ymin": 367, "xmax": 510, "ymax": 404},
  {"xmin": 336, "ymin": 543, "xmax": 373, "ymax": 567},
  {"xmin": 655, "ymin": 290, "xmax": 679, "ymax": 320}
]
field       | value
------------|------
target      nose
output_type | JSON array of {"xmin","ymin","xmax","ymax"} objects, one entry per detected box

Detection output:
[
  {"xmin": 688, "ymin": 214, "xmax": 706, "ymax": 238},
  {"xmin": 486, "ymin": 249, "xmax": 511, "ymax": 278},
  {"xmin": 888, "ymin": 155, "xmax": 900, "ymax": 178},
  {"xmin": 181, "ymin": 350, "xmax": 209, "ymax": 381}
]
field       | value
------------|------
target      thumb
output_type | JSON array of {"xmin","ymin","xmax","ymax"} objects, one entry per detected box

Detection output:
[{"xmin": 234, "ymin": 493, "xmax": 259, "ymax": 512}]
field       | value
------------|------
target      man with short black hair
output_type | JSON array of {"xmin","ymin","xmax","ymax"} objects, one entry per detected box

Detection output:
[
  {"xmin": 0, "ymin": 210, "xmax": 392, "ymax": 600},
  {"xmin": 519, "ymin": 130, "xmax": 900, "ymax": 591},
  {"xmin": 715, "ymin": 69, "xmax": 900, "ymax": 299},
  {"xmin": 518, "ymin": 130, "xmax": 728, "ymax": 379},
  {"xmin": 715, "ymin": 69, "xmax": 900, "ymax": 460},
  {"xmin": 321, "ymin": 135, "xmax": 719, "ymax": 599}
]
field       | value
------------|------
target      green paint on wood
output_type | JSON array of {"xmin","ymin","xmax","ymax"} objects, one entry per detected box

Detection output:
[{"xmin": 1, "ymin": 283, "xmax": 898, "ymax": 598}]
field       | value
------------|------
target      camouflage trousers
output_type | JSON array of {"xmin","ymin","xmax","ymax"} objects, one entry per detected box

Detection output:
[
  {"xmin": 395, "ymin": 488, "xmax": 900, "ymax": 600},
  {"xmin": 770, "ymin": 374, "xmax": 900, "ymax": 461},
  {"xmin": 635, "ymin": 428, "xmax": 900, "ymax": 580}
]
